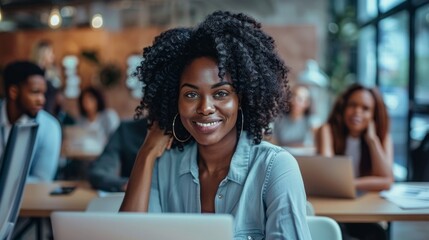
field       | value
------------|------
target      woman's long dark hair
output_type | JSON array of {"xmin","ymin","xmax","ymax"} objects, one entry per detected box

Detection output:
[{"xmin": 327, "ymin": 83, "xmax": 389, "ymax": 176}]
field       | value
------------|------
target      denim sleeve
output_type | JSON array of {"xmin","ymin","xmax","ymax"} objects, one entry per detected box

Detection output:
[
  {"xmin": 27, "ymin": 116, "xmax": 62, "ymax": 182},
  {"xmin": 148, "ymin": 160, "xmax": 162, "ymax": 212},
  {"xmin": 264, "ymin": 151, "xmax": 312, "ymax": 240}
]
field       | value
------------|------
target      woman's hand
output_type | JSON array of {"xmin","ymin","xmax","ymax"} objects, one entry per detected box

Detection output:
[
  {"xmin": 141, "ymin": 121, "xmax": 173, "ymax": 158},
  {"xmin": 365, "ymin": 120, "xmax": 378, "ymax": 143}
]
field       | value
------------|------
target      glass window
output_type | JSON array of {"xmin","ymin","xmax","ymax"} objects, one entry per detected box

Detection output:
[
  {"xmin": 380, "ymin": 0, "xmax": 406, "ymax": 13},
  {"xmin": 411, "ymin": 114, "xmax": 429, "ymax": 144},
  {"xmin": 357, "ymin": 26, "xmax": 376, "ymax": 86},
  {"xmin": 378, "ymin": 11, "xmax": 409, "ymax": 168},
  {"xmin": 414, "ymin": 0, "xmax": 429, "ymax": 5},
  {"xmin": 358, "ymin": 0, "xmax": 377, "ymax": 22},
  {"xmin": 378, "ymin": 12, "xmax": 409, "ymax": 93},
  {"xmin": 415, "ymin": 4, "xmax": 429, "ymax": 104}
]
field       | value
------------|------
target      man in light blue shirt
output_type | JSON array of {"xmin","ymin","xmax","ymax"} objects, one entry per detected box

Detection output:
[{"xmin": 1, "ymin": 61, "xmax": 61, "ymax": 182}]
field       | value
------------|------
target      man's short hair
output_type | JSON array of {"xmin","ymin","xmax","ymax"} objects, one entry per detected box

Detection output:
[{"xmin": 3, "ymin": 61, "xmax": 45, "ymax": 98}]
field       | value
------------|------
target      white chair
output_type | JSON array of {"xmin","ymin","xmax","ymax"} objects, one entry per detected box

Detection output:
[
  {"xmin": 85, "ymin": 195, "xmax": 124, "ymax": 212},
  {"xmin": 307, "ymin": 216, "xmax": 342, "ymax": 240},
  {"xmin": 306, "ymin": 201, "xmax": 315, "ymax": 216}
]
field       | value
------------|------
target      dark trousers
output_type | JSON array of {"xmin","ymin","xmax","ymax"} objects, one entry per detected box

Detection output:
[{"xmin": 340, "ymin": 223, "xmax": 388, "ymax": 240}]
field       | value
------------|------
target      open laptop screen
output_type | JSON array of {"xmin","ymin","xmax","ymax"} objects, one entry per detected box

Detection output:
[
  {"xmin": 51, "ymin": 212, "xmax": 234, "ymax": 240},
  {"xmin": 0, "ymin": 122, "xmax": 38, "ymax": 240},
  {"xmin": 295, "ymin": 155, "xmax": 357, "ymax": 198}
]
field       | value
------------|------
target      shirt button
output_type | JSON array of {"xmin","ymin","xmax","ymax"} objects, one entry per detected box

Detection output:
[
  {"xmin": 218, "ymin": 194, "xmax": 223, "ymax": 199},
  {"xmin": 247, "ymin": 236, "xmax": 253, "ymax": 240}
]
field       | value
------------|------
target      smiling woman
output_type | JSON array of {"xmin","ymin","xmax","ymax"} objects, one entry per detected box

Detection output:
[
  {"xmin": 178, "ymin": 57, "xmax": 240, "ymax": 148},
  {"xmin": 120, "ymin": 11, "xmax": 311, "ymax": 239}
]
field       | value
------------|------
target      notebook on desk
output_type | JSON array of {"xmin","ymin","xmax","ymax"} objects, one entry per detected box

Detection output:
[
  {"xmin": 295, "ymin": 155, "xmax": 357, "ymax": 198},
  {"xmin": 51, "ymin": 212, "xmax": 234, "ymax": 240}
]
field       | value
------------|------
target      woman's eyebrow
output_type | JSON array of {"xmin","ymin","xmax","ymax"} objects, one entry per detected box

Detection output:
[
  {"xmin": 180, "ymin": 83, "xmax": 198, "ymax": 89},
  {"xmin": 180, "ymin": 82, "xmax": 233, "ymax": 90},
  {"xmin": 211, "ymin": 82, "xmax": 233, "ymax": 89}
]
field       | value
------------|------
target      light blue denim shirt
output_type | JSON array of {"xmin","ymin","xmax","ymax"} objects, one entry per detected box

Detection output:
[{"xmin": 148, "ymin": 132, "xmax": 311, "ymax": 240}]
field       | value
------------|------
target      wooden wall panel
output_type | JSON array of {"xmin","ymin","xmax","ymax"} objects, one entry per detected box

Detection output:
[
  {"xmin": 0, "ymin": 25, "xmax": 316, "ymax": 118},
  {"xmin": 264, "ymin": 25, "xmax": 317, "ymax": 83}
]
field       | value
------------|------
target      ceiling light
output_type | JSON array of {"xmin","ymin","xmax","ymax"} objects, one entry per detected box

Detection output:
[
  {"xmin": 91, "ymin": 14, "xmax": 103, "ymax": 29},
  {"xmin": 0, "ymin": 6, "xmax": 3, "ymax": 22},
  {"xmin": 49, "ymin": 7, "xmax": 62, "ymax": 29}
]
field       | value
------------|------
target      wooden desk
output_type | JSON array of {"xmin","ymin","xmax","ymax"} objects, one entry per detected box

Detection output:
[
  {"xmin": 61, "ymin": 126, "xmax": 103, "ymax": 161},
  {"xmin": 61, "ymin": 149, "xmax": 99, "ymax": 161},
  {"xmin": 309, "ymin": 183, "xmax": 429, "ymax": 222},
  {"xmin": 20, "ymin": 181, "xmax": 98, "ymax": 217}
]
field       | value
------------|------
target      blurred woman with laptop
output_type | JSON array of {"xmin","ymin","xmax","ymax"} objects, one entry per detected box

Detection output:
[
  {"xmin": 316, "ymin": 83, "xmax": 393, "ymax": 240},
  {"xmin": 316, "ymin": 83, "xmax": 393, "ymax": 191},
  {"xmin": 120, "ymin": 11, "xmax": 311, "ymax": 239}
]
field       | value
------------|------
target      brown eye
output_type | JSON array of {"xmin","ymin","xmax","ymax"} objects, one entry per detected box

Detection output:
[
  {"xmin": 184, "ymin": 92, "xmax": 198, "ymax": 99},
  {"xmin": 214, "ymin": 90, "xmax": 229, "ymax": 99}
]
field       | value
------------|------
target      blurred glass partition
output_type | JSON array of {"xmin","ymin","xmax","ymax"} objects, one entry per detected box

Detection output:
[
  {"xmin": 380, "ymin": 0, "xmax": 406, "ymax": 13},
  {"xmin": 357, "ymin": 25, "xmax": 376, "ymax": 86},
  {"xmin": 415, "ymin": 4, "xmax": 429, "ymax": 105},
  {"xmin": 358, "ymin": 0, "xmax": 377, "ymax": 23},
  {"xmin": 378, "ymin": 11, "xmax": 409, "ymax": 169}
]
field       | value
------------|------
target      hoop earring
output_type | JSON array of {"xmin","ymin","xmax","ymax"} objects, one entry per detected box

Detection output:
[
  {"xmin": 238, "ymin": 107, "xmax": 244, "ymax": 139},
  {"xmin": 172, "ymin": 113, "xmax": 191, "ymax": 142}
]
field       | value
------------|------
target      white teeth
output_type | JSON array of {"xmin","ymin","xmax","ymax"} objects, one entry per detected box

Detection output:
[{"xmin": 196, "ymin": 121, "xmax": 219, "ymax": 127}]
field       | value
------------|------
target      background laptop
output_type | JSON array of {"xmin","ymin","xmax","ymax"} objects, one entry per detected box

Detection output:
[
  {"xmin": 295, "ymin": 155, "xmax": 356, "ymax": 198},
  {"xmin": 51, "ymin": 212, "xmax": 233, "ymax": 240},
  {"xmin": 0, "ymin": 122, "xmax": 39, "ymax": 240}
]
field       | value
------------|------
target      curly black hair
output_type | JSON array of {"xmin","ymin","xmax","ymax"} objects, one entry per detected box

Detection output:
[{"xmin": 135, "ymin": 11, "xmax": 290, "ymax": 147}]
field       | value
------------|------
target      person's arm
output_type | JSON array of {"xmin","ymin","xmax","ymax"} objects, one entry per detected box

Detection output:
[
  {"xmin": 106, "ymin": 109, "xmax": 120, "ymax": 135},
  {"xmin": 315, "ymin": 124, "xmax": 334, "ymax": 157},
  {"xmin": 264, "ymin": 151, "xmax": 312, "ymax": 239},
  {"xmin": 88, "ymin": 125, "xmax": 128, "ymax": 192},
  {"xmin": 27, "ymin": 115, "xmax": 62, "ymax": 182},
  {"xmin": 355, "ymin": 121, "xmax": 394, "ymax": 191},
  {"xmin": 119, "ymin": 123, "xmax": 172, "ymax": 212}
]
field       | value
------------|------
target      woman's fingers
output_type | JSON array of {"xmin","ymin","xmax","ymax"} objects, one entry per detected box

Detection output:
[
  {"xmin": 142, "ymin": 121, "xmax": 173, "ymax": 157},
  {"xmin": 166, "ymin": 137, "xmax": 173, "ymax": 150}
]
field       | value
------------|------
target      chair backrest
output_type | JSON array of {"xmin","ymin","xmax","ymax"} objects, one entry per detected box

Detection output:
[
  {"xmin": 307, "ymin": 216, "xmax": 342, "ymax": 240},
  {"xmin": 306, "ymin": 201, "xmax": 315, "ymax": 216},
  {"xmin": 86, "ymin": 195, "xmax": 124, "ymax": 212}
]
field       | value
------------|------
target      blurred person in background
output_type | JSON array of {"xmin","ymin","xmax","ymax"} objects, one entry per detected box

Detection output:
[
  {"xmin": 272, "ymin": 83, "xmax": 318, "ymax": 150},
  {"xmin": 40, "ymin": 79, "xmax": 76, "ymax": 127},
  {"xmin": 77, "ymin": 86, "xmax": 120, "ymax": 145},
  {"xmin": 30, "ymin": 39, "xmax": 62, "ymax": 89},
  {"xmin": 89, "ymin": 118, "xmax": 148, "ymax": 192},
  {"xmin": 1, "ymin": 61, "xmax": 61, "ymax": 182},
  {"xmin": 62, "ymin": 86, "xmax": 119, "ymax": 180},
  {"xmin": 316, "ymin": 83, "xmax": 393, "ymax": 240}
]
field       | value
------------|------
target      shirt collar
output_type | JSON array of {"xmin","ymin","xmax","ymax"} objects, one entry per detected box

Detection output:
[
  {"xmin": 178, "ymin": 131, "xmax": 252, "ymax": 185},
  {"xmin": 0, "ymin": 101, "xmax": 8, "ymax": 127},
  {"xmin": 0, "ymin": 100, "xmax": 36, "ymax": 126}
]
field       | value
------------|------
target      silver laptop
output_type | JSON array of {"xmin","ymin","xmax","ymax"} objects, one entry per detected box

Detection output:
[
  {"xmin": 51, "ymin": 212, "xmax": 233, "ymax": 240},
  {"xmin": 295, "ymin": 155, "xmax": 356, "ymax": 198}
]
